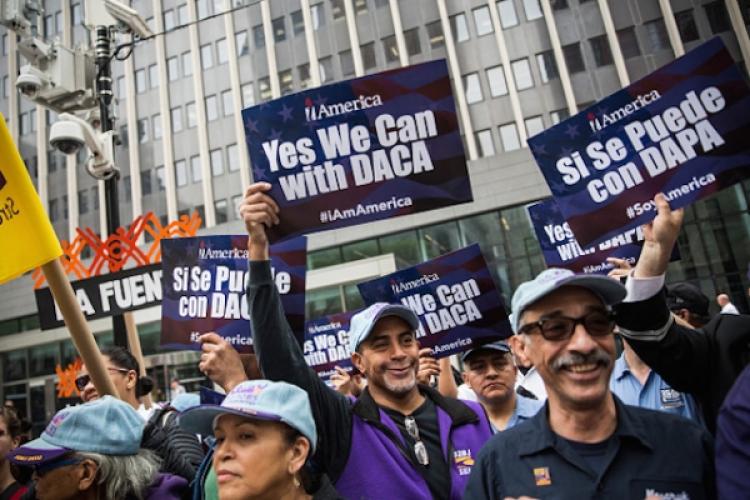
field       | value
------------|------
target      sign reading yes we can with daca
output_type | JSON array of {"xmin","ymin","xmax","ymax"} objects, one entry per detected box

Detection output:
[
  {"xmin": 242, "ymin": 59, "xmax": 473, "ymax": 242},
  {"xmin": 528, "ymin": 37, "xmax": 750, "ymax": 247},
  {"xmin": 303, "ymin": 310, "xmax": 357, "ymax": 382},
  {"xmin": 357, "ymin": 244, "xmax": 511, "ymax": 357},
  {"xmin": 160, "ymin": 235, "xmax": 306, "ymax": 352}
]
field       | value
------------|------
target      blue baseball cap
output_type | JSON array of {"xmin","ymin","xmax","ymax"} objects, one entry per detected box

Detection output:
[
  {"xmin": 511, "ymin": 268, "xmax": 626, "ymax": 333},
  {"xmin": 178, "ymin": 380, "xmax": 317, "ymax": 452},
  {"xmin": 7, "ymin": 396, "xmax": 144, "ymax": 466},
  {"xmin": 348, "ymin": 303, "xmax": 421, "ymax": 353},
  {"xmin": 461, "ymin": 341, "xmax": 512, "ymax": 363}
]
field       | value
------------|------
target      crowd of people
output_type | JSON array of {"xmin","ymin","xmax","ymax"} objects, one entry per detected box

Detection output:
[{"xmin": 2, "ymin": 184, "xmax": 749, "ymax": 499}]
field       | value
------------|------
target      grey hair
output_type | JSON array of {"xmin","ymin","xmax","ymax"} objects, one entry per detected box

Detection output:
[{"xmin": 76, "ymin": 448, "xmax": 161, "ymax": 500}]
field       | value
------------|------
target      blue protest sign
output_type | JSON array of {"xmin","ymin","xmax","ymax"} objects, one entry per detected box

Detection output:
[
  {"xmin": 303, "ymin": 310, "xmax": 357, "ymax": 381},
  {"xmin": 160, "ymin": 235, "xmax": 306, "ymax": 352},
  {"xmin": 528, "ymin": 37, "xmax": 750, "ymax": 247},
  {"xmin": 242, "ymin": 59, "xmax": 473, "ymax": 242},
  {"xmin": 357, "ymin": 244, "xmax": 511, "ymax": 357}
]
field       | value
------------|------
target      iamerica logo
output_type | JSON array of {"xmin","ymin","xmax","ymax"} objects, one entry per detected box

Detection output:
[
  {"xmin": 304, "ymin": 94, "xmax": 383, "ymax": 122},
  {"xmin": 389, "ymin": 273, "xmax": 439, "ymax": 294},
  {"xmin": 587, "ymin": 90, "xmax": 661, "ymax": 132}
]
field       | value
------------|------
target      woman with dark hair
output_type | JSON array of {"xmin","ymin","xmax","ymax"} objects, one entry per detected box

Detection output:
[
  {"xmin": 0, "ymin": 407, "xmax": 27, "ymax": 500},
  {"xmin": 76, "ymin": 345, "xmax": 204, "ymax": 480}
]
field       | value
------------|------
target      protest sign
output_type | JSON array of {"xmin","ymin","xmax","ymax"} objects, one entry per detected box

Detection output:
[
  {"xmin": 527, "ymin": 199, "xmax": 680, "ymax": 274},
  {"xmin": 303, "ymin": 310, "xmax": 357, "ymax": 381},
  {"xmin": 160, "ymin": 235, "xmax": 306, "ymax": 352},
  {"xmin": 357, "ymin": 244, "xmax": 511, "ymax": 357},
  {"xmin": 34, "ymin": 264, "xmax": 162, "ymax": 330},
  {"xmin": 528, "ymin": 37, "xmax": 750, "ymax": 247},
  {"xmin": 242, "ymin": 59, "xmax": 473, "ymax": 242}
]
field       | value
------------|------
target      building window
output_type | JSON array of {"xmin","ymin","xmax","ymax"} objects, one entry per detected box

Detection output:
[
  {"xmin": 272, "ymin": 17, "xmax": 286, "ymax": 42},
  {"xmin": 206, "ymin": 95, "xmax": 218, "ymax": 121},
  {"xmin": 186, "ymin": 101, "xmax": 197, "ymax": 128},
  {"xmin": 182, "ymin": 52, "xmax": 193, "ymax": 76},
  {"xmin": 340, "ymin": 50, "xmax": 354, "ymax": 76},
  {"xmin": 164, "ymin": 9, "xmax": 176, "ymax": 30},
  {"xmin": 511, "ymin": 58, "xmax": 533, "ymax": 90},
  {"xmin": 71, "ymin": 3, "xmax": 82, "ymax": 25},
  {"xmin": 311, "ymin": 3, "xmax": 324, "ymax": 30},
  {"xmin": 141, "ymin": 171, "xmax": 152, "ymax": 195},
  {"xmin": 201, "ymin": 44, "xmax": 214, "ymax": 69},
  {"xmin": 242, "ymin": 83, "xmax": 255, "ymax": 107},
  {"xmin": 383, "ymin": 35, "xmax": 400, "ymax": 63},
  {"xmin": 404, "ymin": 28, "xmax": 421, "ymax": 56},
  {"xmin": 91, "ymin": 186, "xmax": 99, "ymax": 209},
  {"xmin": 617, "ymin": 27, "xmax": 641, "ymax": 58},
  {"xmin": 525, "ymin": 115, "xmax": 544, "ymax": 138},
  {"xmin": 155, "ymin": 166, "xmax": 165, "ymax": 191},
  {"xmin": 486, "ymin": 65, "xmax": 508, "ymax": 97},
  {"xmin": 135, "ymin": 69, "xmax": 146, "ymax": 93},
  {"xmin": 550, "ymin": 108, "xmax": 570, "ymax": 125},
  {"xmin": 279, "ymin": 70, "xmax": 293, "ymax": 95},
  {"xmin": 78, "ymin": 190, "xmax": 88, "ymax": 214},
  {"xmin": 178, "ymin": 4, "xmax": 189, "ymax": 25},
  {"xmin": 499, "ymin": 123, "xmax": 521, "ymax": 151},
  {"xmin": 44, "ymin": 14, "xmax": 54, "ymax": 36},
  {"xmin": 152, "ymin": 114, "xmax": 162, "ymax": 139},
  {"xmin": 426, "ymin": 21, "xmax": 444, "ymax": 49},
  {"xmin": 210, "ymin": 149, "xmax": 224, "ymax": 177},
  {"xmin": 319, "ymin": 57, "xmax": 334, "ymax": 83},
  {"xmin": 49, "ymin": 198, "xmax": 59, "ymax": 221},
  {"xmin": 222, "ymin": 90, "xmax": 234, "ymax": 116},
  {"xmin": 551, "ymin": 0, "xmax": 568, "ymax": 9},
  {"xmin": 116, "ymin": 76, "xmax": 126, "ymax": 99},
  {"xmin": 171, "ymin": 107, "xmax": 183, "ymax": 132},
  {"xmin": 536, "ymin": 51, "xmax": 558, "ymax": 83},
  {"xmin": 197, "ymin": 0, "xmax": 210, "ymax": 19},
  {"xmin": 675, "ymin": 10, "xmax": 700, "ymax": 42},
  {"xmin": 175, "ymin": 159, "xmax": 188, "ymax": 187},
  {"xmin": 253, "ymin": 25, "xmax": 265, "ymax": 49},
  {"xmin": 497, "ymin": 0, "xmax": 519, "ymax": 28},
  {"xmin": 705, "ymin": 1, "xmax": 730, "ymax": 34},
  {"xmin": 450, "ymin": 13, "xmax": 469, "ymax": 43},
  {"xmin": 563, "ymin": 42, "xmax": 585, "ymax": 73},
  {"xmin": 463, "ymin": 73, "xmax": 483, "ymax": 104},
  {"xmin": 137, "ymin": 118, "xmax": 149, "ymax": 143},
  {"xmin": 299, "ymin": 63, "xmax": 311, "ymax": 88},
  {"xmin": 167, "ymin": 56, "xmax": 179, "ymax": 81},
  {"xmin": 589, "ymin": 35, "xmax": 613, "ymax": 67},
  {"xmin": 645, "ymin": 19, "xmax": 670, "ymax": 52},
  {"xmin": 259, "ymin": 77, "xmax": 272, "ymax": 100},
  {"xmin": 361, "ymin": 42, "xmax": 377, "ymax": 70},
  {"xmin": 191, "ymin": 155, "xmax": 202, "ymax": 183},
  {"xmin": 475, "ymin": 129, "xmax": 495, "ymax": 157},
  {"xmin": 522, "ymin": 0, "xmax": 543, "ymax": 21},
  {"xmin": 215, "ymin": 199, "xmax": 229, "ymax": 224},
  {"xmin": 236, "ymin": 30, "xmax": 249, "ymax": 56},
  {"xmin": 227, "ymin": 143, "xmax": 240, "ymax": 172},
  {"xmin": 148, "ymin": 64, "xmax": 159, "ymax": 89},
  {"xmin": 354, "ymin": 0, "xmax": 367, "ymax": 14},
  {"xmin": 331, "ymin": 0, "xmax": 345, "ymax": 20},
  {"xmin": 291, "ymin": 10, "xmax": 305, "ymax": 36},
  {"xmin": 217, "ymin": 38, "xmax": 228, "ymax": 64},
  {"xmin": 473, "ymin": 6, "xmax": 494, "ymax": 36}
]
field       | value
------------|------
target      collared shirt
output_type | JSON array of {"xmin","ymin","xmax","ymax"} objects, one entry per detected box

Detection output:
[
  {"xmin": 721, "ymin": 303, "xmax": 739, "ymax": 315},
  {"xmin": 493, "ymin": 395, "xmax": 543, "ymax": 433},
  {"xmin": 464, "ymin": 396, "xmax": 716, "ymax": 500},
  {"xmin": 515, "ymin": 366, "xmax": 547, "ymax": 402},
  {"xmin": 610, "ymin": 354, "xmax": 701, "ymax": 423}
]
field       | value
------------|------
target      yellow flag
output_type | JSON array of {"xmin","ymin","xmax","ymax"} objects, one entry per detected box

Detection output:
[{"xmin": 0, "ymin": 114, "xmax": 62, "ymax": 284}]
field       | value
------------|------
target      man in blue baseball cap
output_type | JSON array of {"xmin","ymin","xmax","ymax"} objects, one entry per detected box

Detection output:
[
  {"xmin": 460, "ymin": 341, "xmax": 542, "ymax": 433},
  {"xmin": 465, "ymin": 227, "xmax": 715, "ymax": 498},
  {"xmin": 236, "ymin": 183, "xmax": 492, "ymax": 500}
]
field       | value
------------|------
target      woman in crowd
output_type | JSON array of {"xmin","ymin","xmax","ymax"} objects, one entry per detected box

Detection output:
[
  {"xmin": 7, "ymin": 396, "xmax": 187, "ymax": 500},
  {"xmin": 179, "ymin": 379, "xmax": 340, "ymax": 500},
  {"xmin": 77, "ymin": 346, "xmax": 204, "ymax": 480},
  {"xmin": 0, "ymin": 406, "xmax": 27, "ymax": 500}
]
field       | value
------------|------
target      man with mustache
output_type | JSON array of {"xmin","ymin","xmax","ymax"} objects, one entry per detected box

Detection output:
[
  {"xmin": 238, "ymin": 182, "xmax": 492, "ymax": 500},
  {"xmin": 465, "ymin": 197, "xmax": 715, "ymax": 499}
]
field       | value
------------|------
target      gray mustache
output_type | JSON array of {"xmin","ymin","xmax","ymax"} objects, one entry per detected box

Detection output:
[{"xmin": 551, "ymin": 350, "xmax": 611, "ymax": 372}]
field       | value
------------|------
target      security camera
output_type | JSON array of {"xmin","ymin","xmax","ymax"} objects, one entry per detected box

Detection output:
[
  {"xmin": 16, "ymin": 72, "xmax": 42, "ymax": 98},
  {"xmin": 85, "ymin": 0, "xmax": 153, "ymax": 39},
  {"xmin": 49, "ymin": 120, "xmax": 85, "ymax": 155}
]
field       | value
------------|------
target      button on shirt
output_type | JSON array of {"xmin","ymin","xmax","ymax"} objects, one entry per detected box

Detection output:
[
  {"xmin": 610, "ymin": 354, "xmax": 701, "ymax": 423},
  {"xmin": 464, "ymin": 396, "xmax": 716, "ymax": 500}
]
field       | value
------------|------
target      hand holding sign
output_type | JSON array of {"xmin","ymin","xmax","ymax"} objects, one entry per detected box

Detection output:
[
  {"xmin": 634, "ymin": 193, "xmax": 684, "ymax": 279},
  {"xmin": 198, "ymin": 332, "xmax": 248, "ymax": 392},
  {"xmin": 239, "ymin": 182, "xmax": 279, "ymax": 260}
]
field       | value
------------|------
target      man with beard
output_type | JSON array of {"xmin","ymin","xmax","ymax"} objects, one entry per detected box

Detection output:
[
  {"xmin": 237, "ymin": 182, "xmax": 492, "ymax": 500},
  {"xmin": 465, "ymin": 263, "xmax": 714, "ymax": 496},
  {"xmin": 460, "ymin": 342, "xmax": 542, "ymax": 432}
]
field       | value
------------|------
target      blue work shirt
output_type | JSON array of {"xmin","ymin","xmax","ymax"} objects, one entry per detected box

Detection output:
[
  {"xmin": 609, "ymin": 353, "xmax": 701, "ymax": 423},
  {"xmin": 492, "ymin": 395, "xmax": 543, "ymax": 433},
  {"xmin": 464, "ymin": 396, "xmax": 716, "ymax": 499}
]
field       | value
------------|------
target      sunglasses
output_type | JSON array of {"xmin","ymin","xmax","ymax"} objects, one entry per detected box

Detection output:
[
  {"xmin": 404, "ymin": 416, "xmax": 429, "ymax": 466},
  {"xmin": 33, "ymin": 456, "xmax": 83, "ymax": 477},
  {"xmin": 75, "ymin": 367, "xmax": 131, "ymax": 392},
  {"xmin": 518, "ymin": 311, "xmax": 615, "ymax": 342}
]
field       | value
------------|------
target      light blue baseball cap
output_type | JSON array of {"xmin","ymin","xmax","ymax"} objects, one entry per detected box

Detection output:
[
  {"xmin": 178, "ymin": 380, "xmax": 317, "ymax": 452},
  {"xmin": 511, "ymin": 268, "xmax": 626, "ymax": 333},
  {"xmin": 7, "ymin": 396, "xmax": 144, "ymax": 466},
  {"xmin": 347, "ymin": 302, "xmax": 421, "ymax": 353},
  {"xmin": 461, "ymin": 341, "xmax": 512, "ymax": 363}
]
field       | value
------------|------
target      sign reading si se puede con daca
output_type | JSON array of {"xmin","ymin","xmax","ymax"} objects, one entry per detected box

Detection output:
[
  {"xmin": 527, "ymin": 198, "xmax": 679, "ymax": 275},
  {"xmin": 242, "ymin": 59, "xmax": 473, "ymax": 243},
  {"xmin": 303, "ymin": 310, "xmax": 357, "ymax": 382},
  {"xmin": 357, "ymin": 244, "xmax": 511, "ymax": 357},
  {"xmin": 160, "ymin": 235, "xmax": 306, "ymax": 353},
  {"xmin": 528, "ymin": 37, "xmax": 750, "ymax": 247}
]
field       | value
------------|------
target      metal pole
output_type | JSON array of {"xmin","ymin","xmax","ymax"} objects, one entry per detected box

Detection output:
[{"xmin": 95, "ymin": 25, "xmax": 127, "ymax": 348}]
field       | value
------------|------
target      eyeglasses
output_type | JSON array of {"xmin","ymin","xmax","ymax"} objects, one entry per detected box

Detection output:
[
  {"xmin": 33, "ymin": 456, "xmax": 83, "ymax": 477},
  {"xmin": 518, "ymin": 311, "xmax": 615, "ymax": 342},
  {"xmin": 404, "ymin": 416, "xmax": 429, "ymax": 466},
  {"xmin": 75, "ymin": 367, "xmax": 131, "ymax": 392}
]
